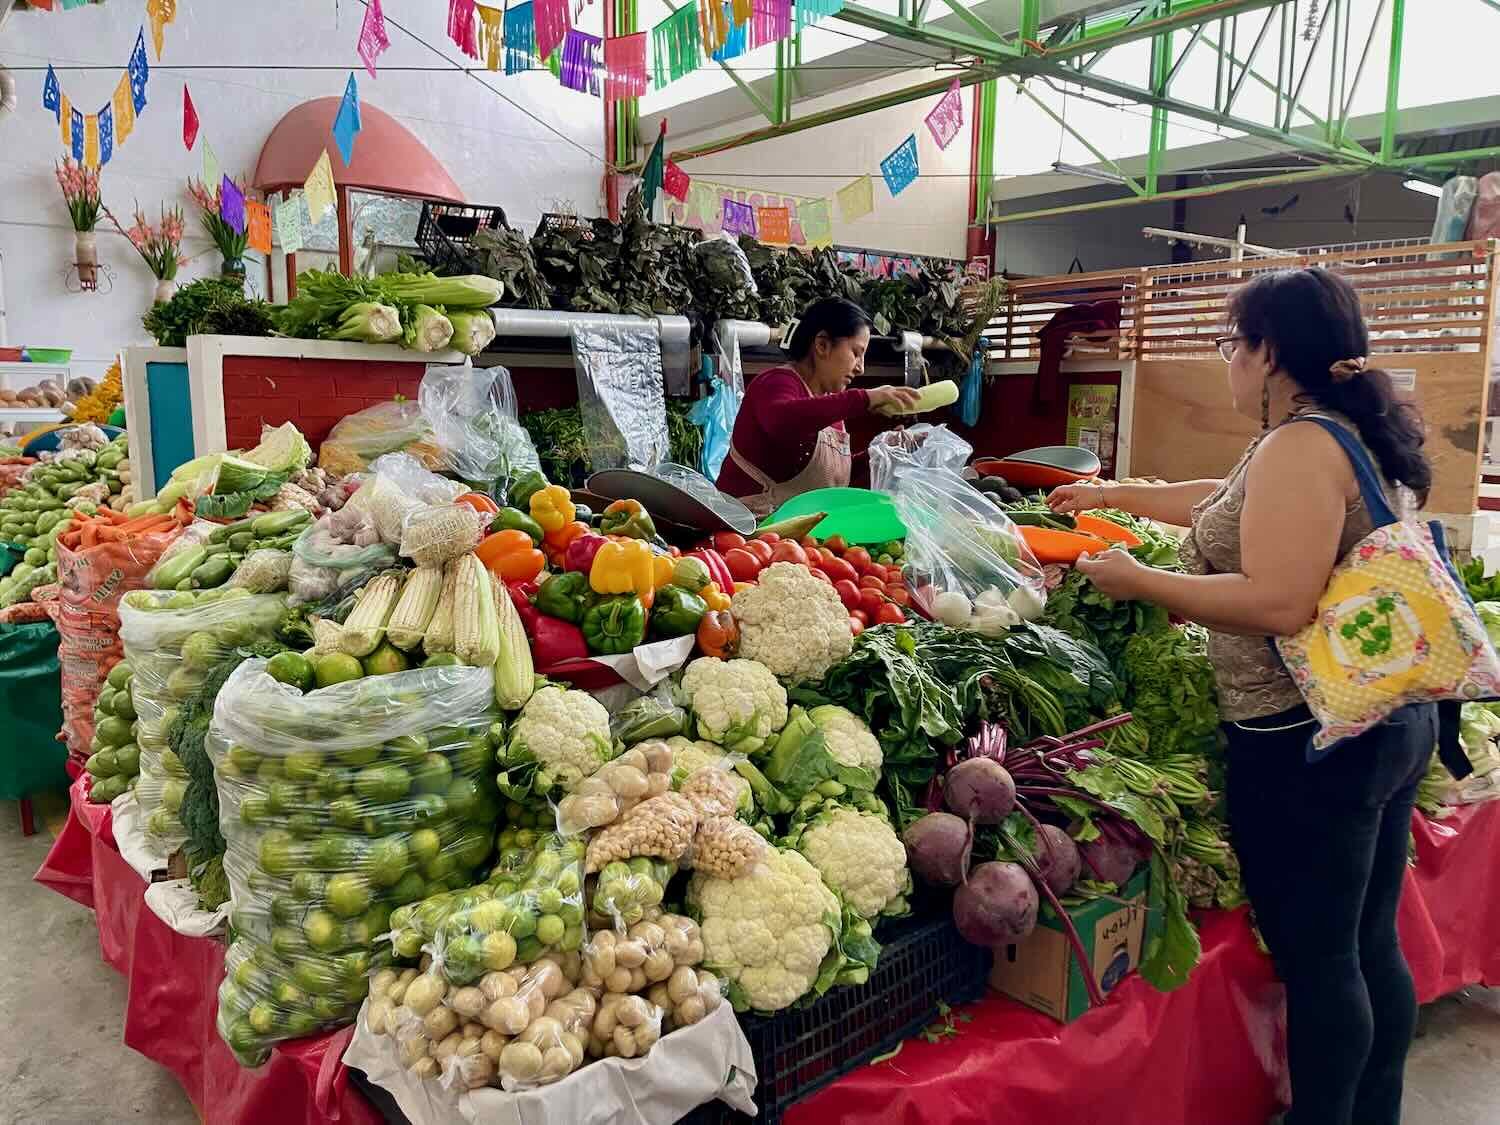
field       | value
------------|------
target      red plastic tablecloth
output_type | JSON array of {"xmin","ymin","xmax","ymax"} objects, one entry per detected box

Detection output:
[
  {"xmin": 34, "ymin": 778, "xmax": 380, "ymax": 1125},
  {"xmin": 35, "ymin": 777, "xmax": 1500, "ymax": 1125}
]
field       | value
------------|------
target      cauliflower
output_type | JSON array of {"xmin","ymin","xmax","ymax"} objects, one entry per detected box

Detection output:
[
  {"xmin": 730, "ymin": 563, "xmax": 853, "ymax": 684},
  {"xmin": 687, "ymin": 848, "xmax": 841, "ymax": 1012},
  {"xmin": 501, "ymin": 685, "xmax": 616, "ymax": 793},
  {"xmin": 786, "ymin": 803, "xmax": 911, "ymax": 920},
  {"xmin": 809, "ymin": 705, "xmax": 882, "ymax": 780},
  {"xmin": 680, "ymin": 657, "xmax": 788, "ymax": 755},
  {"xmin": 667, "ymin": 737, "xmax": 752, "ymax": 816}
]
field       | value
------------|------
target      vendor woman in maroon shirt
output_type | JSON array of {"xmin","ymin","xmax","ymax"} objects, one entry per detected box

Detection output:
[{"xmin": 717, "ymin": 297, "xmax": 920, "ymax": 515}]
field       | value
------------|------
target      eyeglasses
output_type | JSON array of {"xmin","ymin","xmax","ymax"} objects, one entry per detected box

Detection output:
[{"xmin": 1215, "ymin": 335, "xmax": 1247, "ymax": 363}]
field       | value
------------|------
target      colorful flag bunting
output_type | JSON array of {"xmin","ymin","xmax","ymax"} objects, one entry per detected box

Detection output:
[
  {"xmin": 732, "ymin": 0, "xmax": 753, "ymax": 25},
  {"xmin": 750, "ymin": 0, "xmax": 790, "ymax": 48},
  {"xmin": 304, "ymin": 150, "xmax": 336, "ymax": 222},
  {"xmin": 699, "ymin": 0, "xmax": 730, "ymax": 54},
  {"xmin": 276, "ymin": 198, "xmax": 305, "ymax": 254},
  {"xmin": 604, "ymin": 32, "xmax": 648, "ymax": 100},
  {"xmin": 560, "ymin": 30, "xmax": 603, "ymax": 96},
  {"xmin": 880, "ymin": 134, "xmax": 919, "ymax": 196},
  {"xmin": 42, "ymin": 65, "xmax": 60, "ymax": 120},
  {"xmin": 533, "ymin": 0, "xmax": 571, "ymax": 67},
  {"xmin": 712, "ymin": 6, "xmax": 748, "ymax": 62},
  {"xmin": 837, "ymin": 175, "xmax": 873, "ymax": 222},
  {"xmin": 246, "ymin": 201, "xmax": 273, "ymax": 255},
  {"xmin": 795, "ymin": 0, "xmax": 843, "ymax": 33},
  {"xmin": 924, "ymin": 78, "xmax": 963, "ymax": 150},
  {"xmin": 504, "ymin": 3, "xmax": 537, "ymax": 74},
  {"xmin": 721, "ymin": 198, "xmax": 757, "ymax": 236},
  {"xmin": 640, "ymin": 121, "xmax": 668, "ymax": 215},
  {"xmin": 798, "ymin": 198, "xmax": 833, "ymax": 248},
  {"xmin": 146, "ymin": 0, "xmax": 176, "ymax": 60},
  {"xmin": 332, "ymin": 73, "xmax": 362, "ymax": 166},
  {"xmin": 47, "ymin": 30, "xmax": 149, "ymax": 164},
  {"xmin": 447, "ymin": 0, "xmax": 480, "ymax": 59},
  {"xmin": 651, "ymin": 5, "xmax": 701, "ymax": 89},
  {"xmin": 99, "ymin": 104, "xmax": 115, "ymax": 165},
  {"xmin": 128, "ymin": 29, "xmax": 150, "ymax": 112},
  {"xmin": 359, "ymin": 0, "xmax": 391, "ymax": 78},
  {"xmin": 663, "ymin": 160, "xmax": 691, "ymax": 202},
  {"xmin": 70, "ymin": 107, "xmax": 84, "ymax": 161},
  {"xmin": 183, "ymin": 84, "xmax": 199, "ymax": 150},
  {"xmin": 112, "ymin": 73, "xmax": 135, "ymax": 144},
  {"xmin": 59, "ymin": 92, "xmax": 72, "ymax": 148},
  {"xmin": 203, "ymin": 141, "xmax": 220, "ymax": 194},
  {"xmin": 82, "ymin": 114, "xmax": 100, "ymax": 169},
  {"xmin": 220, "ymin": 175, "xmax": 247, "ymax": 235},
  {"xmin": 477, "ymin": 4, "xmax": 504, "ymax": 71},
  {"xmin": 757, "ymin": 205, "xmax": 791, "ymax": 244}
]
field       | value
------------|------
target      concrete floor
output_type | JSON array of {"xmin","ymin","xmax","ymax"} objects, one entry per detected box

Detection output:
[{"xmin": 2, "ymin": 796, "xmax": 1500, "ymax": 1125}]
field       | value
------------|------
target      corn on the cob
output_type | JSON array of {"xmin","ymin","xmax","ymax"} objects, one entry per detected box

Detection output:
[
  {"xmin": 492, "ymin": 573, "xmax": 535, "ymax": 710},
  {"xmin": 386, "ymin": 565, "xmax": 444, "ymax": 650},
  {"xmin": 454, "ymin": 553, "xmax": 501, "ymax": 667},
  {"xmin": 339, "ymin": 572, "xmax": 403, "ymax": 657},
  {"xmin": 312, "ymin": 617, "xmax": 344, "ymax": 656},
  {"xmin": 423, "ymin": 561, "xmax": 460, "ymax": 655},
  {"xmin": 401, "ymin": 503, "xmax": 486, "ymax": 568}
]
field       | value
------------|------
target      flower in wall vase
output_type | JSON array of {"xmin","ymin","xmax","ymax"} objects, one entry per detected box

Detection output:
[
  {"xmin": 153, "ymin": 277, "xmax": 176, "ymax": 304},
  {"xmin": 75, "ymin": 231, "xmax": 99, "ymax": 287}
]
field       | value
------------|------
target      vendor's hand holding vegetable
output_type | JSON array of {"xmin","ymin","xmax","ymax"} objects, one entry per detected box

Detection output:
[{"xmin": 1072, "ymin": 547, "xmax": 1148, "ymax": 600}]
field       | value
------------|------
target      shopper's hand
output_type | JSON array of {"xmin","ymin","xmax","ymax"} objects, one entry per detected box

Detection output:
[
  {"xmin": 1074, "ymin": 548, "xmax": 1146, "ymax": 599},
  {"xmin": 868, "ymin": 385, "xmax": 922, "ymax": 413},
  {"xmin": 1048, "ymin": 481, "xmax": 1107, "ymax": 515}
]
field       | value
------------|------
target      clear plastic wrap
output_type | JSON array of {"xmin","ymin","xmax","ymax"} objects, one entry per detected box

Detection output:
[
  {"xmin": 1467, "ymin": 171, "xmax": 1500, "ymax": 241},
  {"xmin": 555, "ymin": 742, "xmax": 676, "ymax": 835},
  {"xmin": 585, "ymin": 991, "xmax": 665, "ymax": 1065},
  {"xmin": 385, "ymin": 830, "xmax": 587, "ymax": 982},
  {"xmin": 610, "ymin": 684, "xmax": 688, "ymax": 745},
  {"xmin": 289, "ymin": 514, "xmax": 397, "ymax": 606},
  {"xmin": 210, "ymin": 660, "xmax": 503, "ymax": 1066},
  {"xmin": 1430, "ymin": 175, "xmax": 1478, "ymax": 243},
  {"xmin": 867, "ymin": 423, "xmax": 974, "ymax": 495},
  {"xmin": 318, "ymin": 400, "xmax": 445, "ymax": 476},
  {"xmin": 887, "ymin": 465, "xmax": 1045, "ymax": 630},
  {"xmin": 646, "ymin": 462, "xmax": 756, "ymax": 531},
  {"xmin": 228, "ymin": 549, "xmax": 294, "ymax": 593},
  {"xmin": 120, "ymin": 588, "xmax": 288, "ymax": 853},
  {"xmin": 418, "ymin": 362, "xmax": 541, "ymax": 484},
  {"xmin": 571, "ymin": 321, "xmax": 669, "ymax": 471},
  {"xmin": 399, "ymin": 504, "xmax": 487, "ymax": 568},
  {"xmin": 588, "ymin": 857, "xmax": 677, "ymax": 931}
]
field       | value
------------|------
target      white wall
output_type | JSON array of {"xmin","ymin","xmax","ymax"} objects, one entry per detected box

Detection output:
[
  {"xmin": 664, "ymin": 71, "xmax": 975, "ymax": 261},
  {"xmin": 0, "ymin": 1, "xmax": 603, "ymax": 376}
]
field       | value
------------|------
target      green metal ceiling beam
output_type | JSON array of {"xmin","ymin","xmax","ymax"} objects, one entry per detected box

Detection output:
[
  {"xmin": 1380, "ymin": 0, "xmax": 1405, "ymax": 161},
  {"xmin": 1009, "ymin": 78, "xmax": 1148, "ymax": 196},
  {"xmin": 835, "ymin": 3, "xmax": 1020, "ymax": 56},
  {"xmin": 1393, "ymin": 145, "xmax": 1500, "ymax": 169},
  {"xmin": 661, "ymin": 0, "xmax": 776, "ymax": 125},
  {"xmin": 1040, "ymin": 0, "xmax": 1279, "ymax": 59},
  {"xmin": 1145, "ymin": 28, "xmax": 1171, "ymax": 193},
  {"xmin": 936, "ymin": 0, "xmax": 1009, "ymax": 47}
]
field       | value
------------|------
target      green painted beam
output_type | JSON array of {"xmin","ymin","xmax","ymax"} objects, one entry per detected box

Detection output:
[
  {"xmin": 1380, "ymin": 0, "xmax": 1405, "ymax": 161},
  {"xmin": 1019, "ymin": 0, "xmax": 1039, "ymax": 43},
  {"xmin": 974, "ymin": 78, "xmax": 998, "ymax": 224},
  {"xmin": 1010, "ymin": 78, "xmax": 1148, "ymax": 196},
  {"xmin": 662, "ymin": 0, "xmax": 776, "ymax": 124},
  {"xmin": 1394, "ymin": 145, "xmax": 1500, "ymax": 169},
  {"xmin": 774, "ymin": 40, "xmax": 790, "ymax": 125},
  {"xmin": 992, "ymin": 163, "xmax": 1369, "ymax": 223},
  {"xmin": 937, "ymin": 0, "xmax": 1008, "ymax": 47},
  {"xmin": 835, "ymin": 3, "xmax": 1020, "ymax": 56},
  {"xmin": 1146, "ymin": 29, "xmax": 1171, "ymax": 194},
  {"xmin": 1039, "ymin": 0, "xmax": 1281, "ymax": 60}
]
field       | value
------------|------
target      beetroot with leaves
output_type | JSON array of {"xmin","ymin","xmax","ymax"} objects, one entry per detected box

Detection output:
[
  {"xmin": 943, "ymin": 757, "xmax": 1016, "ymax": 826},
  {"xmin": 1081, "ymin": 837, "xmax": 1142, "ymax": 887},
  {"xmin": 1030, "ymin": 824, "xmax": 1082, "ymax": 896},
  {"xmin": 953, "ymin": 861, "xmax": 1038, "ymax": 946},
  {"xmin": 903, "ymin": 812, "xmax": 971, "ymax": 887}
]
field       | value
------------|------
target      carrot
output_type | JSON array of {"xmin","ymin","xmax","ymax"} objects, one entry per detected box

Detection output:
[
  {"xmin": 60, "ymin": 530, "xmax": 82, "ymax": 550},
  {"xmin": 1019, "ymin": 525, "xmax": 1110, "ymax": 565},
  {"xmin": 1072, "ymin": 513, "xmax": 1143, "ymax": 549},
  {"xmin": 79, "ymin": 521, "xmax": 100, "ymax": 550},
  {"xmin": 115, "ymin": 512, "xmax": 173, "ymax": 536}
]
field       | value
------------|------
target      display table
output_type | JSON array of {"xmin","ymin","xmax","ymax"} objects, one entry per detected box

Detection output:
[
  {"xmin": 35, "ymin": 778, "xmax": 380, "ymax": 1125},
  {"xmin": 35, "ymin": 774, "xmax": 1500, "ymax": 1125}
]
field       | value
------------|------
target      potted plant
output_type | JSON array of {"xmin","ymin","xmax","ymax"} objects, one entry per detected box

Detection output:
[
  {"xmin": 187, "ymin": 176, "xmax": 250, "ymax": 282},
  {"xmin": 109, "ymin": 205, "xmax": 187, "ymax": 304},
  {"xmin": 56, "ymin": 158, "xmax": 103, "ymax": 286}
]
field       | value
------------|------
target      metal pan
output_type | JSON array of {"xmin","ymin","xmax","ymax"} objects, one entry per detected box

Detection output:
[
  {"xmin": 587, "ymin": 465, "xmax": 758, "ymax": 534},
  {"xmin": 1003, "ymin": 445, "xmax": 1102, "ymax": 475}
]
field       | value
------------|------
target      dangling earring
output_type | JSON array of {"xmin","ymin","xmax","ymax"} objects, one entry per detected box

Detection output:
[{"xmin": 1260, "ymin": 380, "xmax": 1270, "ymax": 430}]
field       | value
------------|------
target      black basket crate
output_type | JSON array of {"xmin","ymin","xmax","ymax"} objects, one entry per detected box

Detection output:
[
  {"xmin": 535, "ymin": 212, "xmax": 596, "ymax": 241},
  {"xmin": 683, "ymin": 911, "xmax": 990, "ymax": 1125},
  {"xmin": 414, "ymin": 201, "xmax": 509, "ymax": 274}
]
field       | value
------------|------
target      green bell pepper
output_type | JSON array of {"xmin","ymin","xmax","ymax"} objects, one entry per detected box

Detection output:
[
  {"xmin": 599, "ymin": 499, "xmax": 657, "ymax": 540},
  {"xmin": 649, "ymin": 585, "xmax": 707, "ymax": 639},
  {"xmin": 490, "ymin": 507, "xmax": 546, "ymax": 546},
  {"xmin": 582, "ymin": 595, "xmax": 647, "ymax": 655},
  {"xmin": 504, "ymin": 469, "xmax": 548, "ymax": 513},
  {"xmin": 534, "ymin": 571, "xmax": 595, "ymax": 625}
]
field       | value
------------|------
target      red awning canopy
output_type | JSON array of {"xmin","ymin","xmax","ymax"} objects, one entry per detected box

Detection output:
[{"xmin": 253, "ymin": 97, "xmax": 464, "ymax": 202}]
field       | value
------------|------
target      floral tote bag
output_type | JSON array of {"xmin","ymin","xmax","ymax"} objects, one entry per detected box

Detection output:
[{"xmin": 1276, "ymin": 416, "xmax": 1500, "ymax": 756}]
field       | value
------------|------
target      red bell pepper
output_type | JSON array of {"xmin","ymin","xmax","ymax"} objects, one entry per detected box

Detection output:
[
  {"xmin": 506, "ymin": 579, "xmax": 589, "ymax": 665},
  {"xmin": 688, "ymin": 548, "xmax": 734, "ymax": 597},
  {"xmin": 564, "ymin": 532, "xmax": 609, "ymax": 574}
]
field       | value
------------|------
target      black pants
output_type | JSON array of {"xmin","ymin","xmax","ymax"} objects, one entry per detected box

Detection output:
[{"xmin": 1225, "ymin": 702, "xmax": 1436, "ymax": 1125}]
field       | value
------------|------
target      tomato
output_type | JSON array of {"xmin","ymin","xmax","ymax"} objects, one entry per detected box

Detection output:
[
  {"xmin": 848, "ymin": 617, "xmax": 864, "ymax": 636},
  {"xmin": 809, "ymin": 568, "xmax": 833, "ymax": 585},
  {"xmin": 724, "ymin": 548, "xmax": 763, "ymax": 582},
  {"xmin": 851, "ymin": 609, "xmax": 870, "ymax": 627},
  {"xmin": 799, "ymin": 535, "xmax": 820, "ymax": 549},
  {"xmin": 834, "ymin": 579, "xmax": 861, "ymax": 611},
  {"xmin": 743, "ymin": 539, "xmax": 774, "ymax": 566},
  {"xmin": 802, "ymin": 546, "xmax": 823, "ymax": 567},
  {"xmin": 819, "ymin": 555, "xmax": 857, "ymax": 584},
  {"xmin": 755, "ymin": 531, "xmax": 782, "ymax": 545},
  {"xmin": 844, "ymin": 546, "xmax": 872, "ymax": 571},
  {"xmin": 886, "ymin": 565, "xmax": 906, "ymax": 584},
  {"xmin": 859, "ymin": 574, "xmax": 886, "ymax": 591},
  {"xmin": 886, "ymin": 586, "xmax": 911, "ymax": 607},
  {"xmin": 824, "ymin": 535, "xmax": 849, "ymax": 555},
  {"xmin": 771, "ymin": 541, "xmax": 808, "ymax": 567},
  {"xmin": 711, "ymin": 531, "xmax": 746, "ymax": 553},
  {"xmin": 875, "ymin": 602, "xmax": 907, "ymax": 626},
  {"xmin": 858, "ymin": 589, "xmax": 886, "ymax": 620}
]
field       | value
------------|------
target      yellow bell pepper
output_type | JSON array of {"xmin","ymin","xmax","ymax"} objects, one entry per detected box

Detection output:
[
  {"xmin": 652, "ymin": 554, "xmax": 675, "ymax": 589},
  {"xmin": 701, "ymin": 582, "xmax": 731, "ymax": 612},
  {"xmin": 529, "ymin": 485, "xmax": 576, "ymax": 535},
  {"xmin": 590, "ymin": 538, "xmax": 656, "ymax": 597}
]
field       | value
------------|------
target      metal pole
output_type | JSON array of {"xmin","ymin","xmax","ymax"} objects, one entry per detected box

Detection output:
[
  {"xmin": 1380, "ymin": 0, "xmax": 1404, "ymax": 161},
  {"xmin": 1146, "ymin": 29, "xmax": 1171, "ymax": 195}
]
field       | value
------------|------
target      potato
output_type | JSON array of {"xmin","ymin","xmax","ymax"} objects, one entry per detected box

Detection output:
[
  {"xmin": 529, "ymin": 960, "xmax": 566, "ymax": 1000},
  {"xmin": 499, "ymin": 1041, "xmax": 544, "ymax": 1081},
  {"xmin": 628, "ymin": 967, "xmax": 648, "ymax": 993},
  {"xmin": 521, "ymin": 1015, "xmax": 564, "ymax": 1047},
  {"xmin": 387, "ymin": 968, "xmax": 419, "ymax": 1006},
  {"xmin": 480, "ymin": 971, "xmax": 518, "ymax": 1001},
  {"xmin": 367, "ymin": 999, "xmax": 394, "ymax": 1036},
  {"xmin": 636, "ymin": 1019, "xmax": 660, "ymax": 1050},
  {"xmin": 462, "ymin": 1021, "xmax": 485, "ymax": 1041},
  {"xmin": 612, "ymin": 1026, "xmax": 640, "ymax": 1058},
  {"xmin": 613, "ymin": 939, "xmax": 647, "ymax": 969},
  {"xmin": 433, "ymin": 1031, "xmax": 463, "ymax": 1062},
  {"xmin": 577, "ymin": 776, "xmax": 615, "ymax": 800},
  {"xmin": 370, "ymin": 968, "xmax": 398, "ymax": 1001},
  {"xmin": 647, "ymin": 772, "xmax": 671, "ymax": 797},
  {"xmin": 588, "ymin": 940, "xmax": 617, "ymax": 979},
  {"xmin": 560, "ymin": 1030, "xmax": 585, "ymax": 1067},
  {"xmin": 593, "ymin": 1003, "xmax": 618, "ymax": 1039},
  {"xmin": 642, "ymin": 742, "xmax": 674, "ymax": 775},
  {"xmin": 676, "ymin": 995, "xmax": 707, "ymax": 1026},
  {"xmin": 648, "ymin": 983, "xmax": 673, "ymax": 1010},
  {"xmin": 484, "ymin": 997, "xmax": 531, "ymax": 1035},
  {"xmin": 643, "ymin": 950, "xmax": 675, "ymax": 983},
  {"xmin": 628, "ymin": 922, "xmax": 666, "ymax": 950},
  {"xmin": 455, "ymin": 1035, "xmax": 484, "ymax": 1060},
  {"xmin": 615, "ymin": 995, "xmax": 651, "ymax": 1029},
  {"xmin": 525, "ymin": 985, "xmax": 547, "ymax": 1020},
  {"xmin": 424, "ymin": 1006, "xmax": 460, "ymax": 1041},
  {"xmin": 667, "ymin": 966, "xmax": 698, "ymax": 1005},
  {"xmin": 539, "ymin": 1045, "xmax": 574, "ymax": 1082},
  {"xmin": 479, "ymin": 1030, "xmax": 509, "ymax": 1062},
  {"xmin": 410, "ymin": 1056, "xmax": 440, "ymax": 1080},
  {"xmin": 451, "ymin": 986, "xmax": 487, "ymax": 1020},
  {"xmin": 464, "ymin": 1054, "xmax": 496, "ymax": 1089},
  {"xmin": 604, "ymin": 967, "xmax": 633, "ymax": 994},
  {"xmin": 404, "ymin": 974, "xmax": 447, "ymax": 1018},
  {"xmin": 617, "ymin": 747, "xmax": 648, "ymax": 772},
  {"xmin": 399, "ymin": 1034, "xmax": 429, "ymax": 1067}
]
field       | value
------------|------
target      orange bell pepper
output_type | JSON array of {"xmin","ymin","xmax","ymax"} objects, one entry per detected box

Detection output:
[
  {"xmin": 700, "ymin": 582, "xmax": 732, "ymax": 612},
  {"xmin": 543, "ymin": 519, "xmax": 591, "ymax": 565},
  {"xmin": 454, "ymin": 492, "xmax": 500, "ymax": 515},
  {"xmin": 529, "ymin": 485, "xmax": 576, "ymax": 535},
  {"xmin": 477, "ymin": 529, "xmax": 546, "ymax": 583}
]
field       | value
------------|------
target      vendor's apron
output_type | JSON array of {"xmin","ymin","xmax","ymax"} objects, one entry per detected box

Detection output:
[{"xmin": 728, "ymin": 425, "xmax": 851, "ymax": 518}]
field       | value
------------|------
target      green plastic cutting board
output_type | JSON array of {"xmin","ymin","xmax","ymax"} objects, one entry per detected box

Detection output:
[{"xmin": 762, "ymin": 487, "xmax": 907, "ymax": 544}]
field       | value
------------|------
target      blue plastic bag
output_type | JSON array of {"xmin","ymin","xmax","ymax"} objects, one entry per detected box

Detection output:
[
  {"xmin": 957, "ymin": 342, "xmax": 985, "ymax": 427},
  {"xmin": 689, "ymin": 376, "xmax": 741, "ymax": 480}
]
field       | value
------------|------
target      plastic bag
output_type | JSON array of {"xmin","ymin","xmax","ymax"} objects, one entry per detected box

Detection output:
[
  {"xmin": 210, "ymin": 659, "xmax": 502, "ymax": 1067},
  {"xmin": 1467, "ymin": 172, "xmax": 1500, "ymax": 241},
  {"xmin": 556, "ymin": 742, "xmax": 676, "ymax": 835},
  {"xmin": 319, "ymin": 401, "xmax": 445, "ymax": 476},
  {"xmin": 647, "ymin": 463, "xmax": 755, "ymax": 532},
  {"xmin": 589, "ymin": 857, "xmax": 677, "ymax": 931},
  {"xmin": 687, "ymin": 378, "xmax": 739, "ymax": 481},
  {"xmin": 120, "ymin": 589, "xmax": 288, "ymax": 854},
  {"xmin": 868, "ymin": 423, "xmax": 974, "ymax": 494},
  {"xmin": 888, "ymin": 466, "xmax": 1045, "ymax": 630},
  {"xmin": 958, "ymin": 344, "xmax": 985, "ymax": 428},
  {"xmin": 228, "ymin": 549, "xmax": 293, "ymax": 593},
  {"xmin": 400, "ymin": 504, "xmax": 487, "ymax": 568},
  {"xmin": 572, "ymin": 321, "xmax": 669, "ymax": 471},
  {"xmin": 610, "ymin": 684, "xmax": 688, "ymax": 745},
  {"xmin": 349, "ymin": 452, "xmax": 467, "ymax": 545},
  {"xmin": 419, "ymin": 362, "xmax": 540, "ymax": 485},
  {"xmin": 289, "ymin": 517, "xmax": 397, "ymax": 606},
  {"xmin": 1430, "ymin": 176, "xmax": 1478, "ymax": 243}
]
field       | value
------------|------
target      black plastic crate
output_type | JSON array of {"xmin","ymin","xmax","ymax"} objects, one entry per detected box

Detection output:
[
  {"xmin": 535, "ymin": 212, "xmax": 595, "ymax": 241},
  {"xmin": 415, "ymin": 201, "xmax": 509, "ymax": 275},
  {"xmin": 684, "ymin": 911, "xmax": 990, "ymax": 1125}
]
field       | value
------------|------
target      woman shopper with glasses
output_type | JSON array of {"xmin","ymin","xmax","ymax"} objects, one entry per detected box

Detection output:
[{"xmin": 1048, "ymin": 267, "xmax": 1434, "ymax": 1125}]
